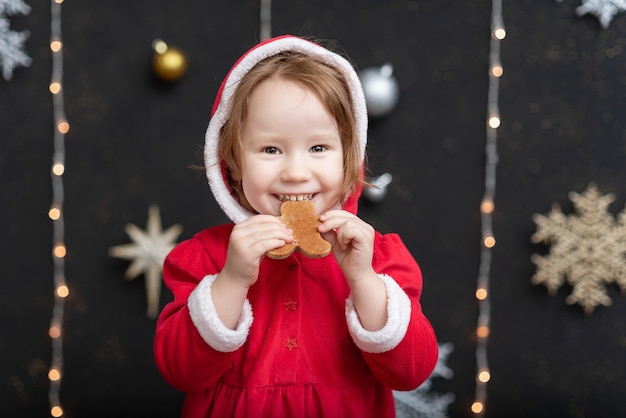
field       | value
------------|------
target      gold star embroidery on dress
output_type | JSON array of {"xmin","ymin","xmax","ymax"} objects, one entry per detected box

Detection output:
[
  {"xmin": 531, "ymin": 183, "xmax": 626, "ymax": 313},
  {"xmin": 109, "ymin": 205, "xmax": 182, "ymax": 318}
]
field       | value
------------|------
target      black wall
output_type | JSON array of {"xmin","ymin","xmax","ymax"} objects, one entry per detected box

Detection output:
[{"xmin": 2, "ymin": 1, "xmax": 626, "ymax": 417}]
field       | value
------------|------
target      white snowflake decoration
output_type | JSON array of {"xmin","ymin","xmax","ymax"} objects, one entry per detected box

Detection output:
[
  {"xmin": 109, "ymin": 205, "xmax": 183, "ymax": 318},
  {"xmin": 531, "ymin": 184, "xmax": 626, "ymax": 313},
  {"xmin": 557, "ymin": 0, "xmax": 626, "ymax": 28},
  {"xmin": 0, "ymin": 0, "xmax": 31, "ymax": 80},
  {"xmin": 576, "ymin": 0, "xmax": 626, "ymax": 28},
  {"xmin": 394, "ymin": 342, "xmax": 455, "ymax": 418}
]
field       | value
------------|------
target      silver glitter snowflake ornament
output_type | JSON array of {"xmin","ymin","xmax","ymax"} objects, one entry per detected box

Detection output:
[
  {"xmin": 531, "ymin": 184, "xmax": 626, "ymax": 313},
  {"xmin": 0, "ymin": 0, "xmax": 31, "ymax": 80}
]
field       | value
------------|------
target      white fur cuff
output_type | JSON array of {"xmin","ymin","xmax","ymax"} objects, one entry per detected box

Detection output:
[
  {"xmin": 345, "ymin": 274, "xmax": 411, "ymax": 353},
  {"xmin": 187, "ymin": 274, "xmax": 253, "ymax": 352}
]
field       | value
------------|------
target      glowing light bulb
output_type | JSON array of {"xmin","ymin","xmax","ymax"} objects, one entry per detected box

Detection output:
[
  {"xmin": 49, "ymin": 326, "xmax": 61, "ymax": 339},
  {"xmin": 491, "ymin": 65, "xmax": 503, "ymax": 77},
  {"xmin": 54, "ymin": 0, "xmax": 64, "ymax": 3},
  {"xmin": 483, "ymin": 236, "xmax": 496, "ymax": 248},
  {"xmin": 53, "ymin": 244, "xmax": 66, "ymax": 258},
  {"xmin": 48, "ymin": 368, "xmax": 61, "ymax": 381},
  {"xmin": 478, "ymin": 370, "xmax": 491, "ymax": 383},
  {"xmin": 476, "ymin": 288, "xmax": 488, "ymax": 300},
  {"xmin": 51, "ymin": 405, "xmax": 63, "ymax": 417},
  {"xmin": 49, "ymin": 82, "xmax": 61, "ymax": 94},
  {"xmin": 50, "ymin": 41, "xmax": 62, "ymax": 52},
  {"xmin": 477, "ymin": 325, "xmax": 490, "ymax": 338},
  {"xmin": 57, "ymin": 121, "xmax": 70, "ymax": 134},
  {"xmin": 493, "ymin": 28, "xmax": 506, "ymax": 40},
  {"xmin": 481, "ymin": 200, "xmax": 494, "ymax": 214},
  {"xmin": 471, "ymin": 401, "xmax": 484, "ymax": 414},
  {"xmin": 56, "ymin": 284, "xmax": 69, "ymax": 298},
  {"xmin": 49, "ymin": 207, "xmax": 61, "ymax": 220},
  {"xmin": 52, "ymin": 163, "xmax": 65, "ymax": 176},
  {"xmin": 488, "ymin": 116, "xmax": 501, "ymax": 129}
]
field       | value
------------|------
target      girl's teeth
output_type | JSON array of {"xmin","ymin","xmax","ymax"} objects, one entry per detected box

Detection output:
[{"xmin": 279, "ymin": 194, "xmax": 312, "ymax": 202}]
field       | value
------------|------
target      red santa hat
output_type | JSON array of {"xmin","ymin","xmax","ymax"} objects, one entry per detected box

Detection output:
[{"xmin": 204, "ymin": 35, "xmax": 368, "ymax": 223}]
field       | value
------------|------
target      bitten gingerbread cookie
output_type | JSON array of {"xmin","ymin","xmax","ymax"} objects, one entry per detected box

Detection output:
[{"xmin": 266, "ymin": 200, "xmax": 332, "ymax": 259}]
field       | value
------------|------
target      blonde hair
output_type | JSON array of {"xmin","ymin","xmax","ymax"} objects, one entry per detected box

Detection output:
[{"xmin": 218, "ymin": 51, "xmax": 363, "ymax": 212}]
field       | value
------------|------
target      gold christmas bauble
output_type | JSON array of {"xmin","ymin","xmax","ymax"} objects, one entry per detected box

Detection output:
[{"xmin": 152, "ymin": 40, "xmax": 188, "ymax": 82}]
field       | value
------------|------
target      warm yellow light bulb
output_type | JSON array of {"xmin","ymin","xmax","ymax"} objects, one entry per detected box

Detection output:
[
  {"xmin": 491, "ymin": 65, "xmax": 503, "ymax": 77},
  {"xmin": 49, "ymin": 326, "xmax": 61, "ymax": 339},
  {"xmin": 48, "ymin": 368, "xmax": 61, "ymax": 381},
  {"xmin": 493, "ymin": 28, "xmax": 506, "ymax": 40},
  {"xmin": 483, "ymin": 236, "xmax": 496, "ymax": 248},
  {"xmin": 57, "ymin": 121, "xmax": 70, "ymax": 134},
  {"xmin": 56, "ymin": 284, "xmax": 69, "ymax": 298},
  {"xmin": 53, "ymin": 244, "xmax": 66, "ymax": 258},
  {"xmin": 481, "ymin": 200, "xmax": 494, "ymax": 214},
  {"xmin": 477, "ymin": 325, "xmax": 490, "ymax": 338},
  {"xmin": 50, "ymin": 41, "xmax": 62, "ymax": 52},
  {"xmin": 51, "ymin": 405, "xmax": 63, "ymax": 417},
  {"xmin": 52, "ymin": 163, "xmax": 65, "ymax": 176},
  {"xmin": 49, "ymin": 207, "xmax": 61, "ymax": 220},
  {"xmin": 49, "ymin": 82, "xmax": 61, "ymax": 94},
  {"xmin": 471, "ymin": 401, "xmax": 484, "ymax": 414},
  {"xmin": 54, "ymin": 0, "xmax": 64, "ymax": 3},
  {"xmin": 476, "ymin": 288, "xmax": 488, "ymax": 300},
  {"xmin": 478, "ymin": 370, "xmax": 491, "ymax": 383},
  {"xmin": 488, "ymin": 116, "xmax": 501, "ymax": 129}
]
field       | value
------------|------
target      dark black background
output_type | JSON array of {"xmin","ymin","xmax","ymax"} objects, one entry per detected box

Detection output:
[{"xmin": 2, "ymin": 1, "xmax": 626, "ymax": 417}]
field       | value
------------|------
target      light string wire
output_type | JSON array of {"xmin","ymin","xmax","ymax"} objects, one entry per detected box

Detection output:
[
  {"xmin": 259, "ymin": 0, "xmax": 271, "ymax": 41},
  {"xmin": 48, "ymin": 0, "xmax": 68, "ymax": 417},
  {"xmin": 472, "ymin": 0, "xmax": 504, "ymax": 415}
]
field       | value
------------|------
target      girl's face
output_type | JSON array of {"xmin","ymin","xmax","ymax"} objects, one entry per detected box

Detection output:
[{"xmin": 239, "ymin": 78, "xmax": 345, "ymax": 216}]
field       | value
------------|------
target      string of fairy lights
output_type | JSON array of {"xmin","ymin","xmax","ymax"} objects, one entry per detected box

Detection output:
[
  {"xmin": 48, "ymin": 0, "xmax": 68, "ymax": 416},
  {"xmin": 472, "ymin": 0, "xmax": 504, "ymax": 415}
]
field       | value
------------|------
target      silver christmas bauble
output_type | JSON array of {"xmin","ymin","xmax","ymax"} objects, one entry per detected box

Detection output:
[{"xmin": 359, "ymin": 64, "xmax": 399, "ymax": 118}]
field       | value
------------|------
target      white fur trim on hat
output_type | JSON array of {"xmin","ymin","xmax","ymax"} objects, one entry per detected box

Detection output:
[
  {"xmin": 188, "ymin": 274, "xmax": 253, "ymax": 352},
  {"xmin": 345, "ymin": 273, "xmax": 411, "ymax": 353},
  {"xmin": 204, "ymin": 35, "xmax": 368, "ymax": 224}
]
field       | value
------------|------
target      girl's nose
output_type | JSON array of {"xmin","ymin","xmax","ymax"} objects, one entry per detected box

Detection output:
[{"xmin": 281, "ymin": 156, "xmax": 312, "ymax": 182}]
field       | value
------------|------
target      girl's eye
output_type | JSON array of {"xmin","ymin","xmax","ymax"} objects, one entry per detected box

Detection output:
[
  {"xmin": 311, "ymin": 145, "xmax": 326, "ymax": 153},
  {"xmin": 263, "ymin": 147, "xmax": 280, "ymax": 154}
]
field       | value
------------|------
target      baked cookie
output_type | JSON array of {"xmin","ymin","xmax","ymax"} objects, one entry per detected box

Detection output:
[{"xmin": 266, "ymin": 200, "xmax": 331, "ymax": 259}]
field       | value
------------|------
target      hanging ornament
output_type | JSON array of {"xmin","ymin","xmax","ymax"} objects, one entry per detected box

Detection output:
[
  {"xmin": 363, "ymin": 172, "xmax": 393, "ymax": 202},
  {"xmin": 359, "ymin": 64, "xmax": 399, "ymax": 118},
  {"xmin": 531, "ymin": 183, "xmax": 626, "ymax": 314},
  {"xmin": 575, "ymin": 0, "xmax": 626, "ymax": 29},
  {"xmin": 151, "ymin": 39, "xmax": 188, "ymax": 82},
  {"xmin": 109, "ymin": 205, "xmax": 183, "ymax": 318}
]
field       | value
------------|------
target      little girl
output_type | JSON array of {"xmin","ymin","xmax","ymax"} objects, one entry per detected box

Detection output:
[{"xmin": 154, "ymin": 35, "xmax": 438, "ymax": 418}]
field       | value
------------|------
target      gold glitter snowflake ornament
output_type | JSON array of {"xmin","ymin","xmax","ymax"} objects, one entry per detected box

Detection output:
[
  {"xmin": 109, "ymin": 205, "xmax": 182, "ymax": 318},
  {"xmin": 531, "ymin": 184, "xmax": 626, "ymax": 313}
]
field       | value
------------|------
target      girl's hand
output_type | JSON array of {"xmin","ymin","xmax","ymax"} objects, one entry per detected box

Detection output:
[
  {"xmin": 222, "ymin": 215, "xmax": 293, "ymax": 288},
  {"xmin": 319, "ymin": 210, "xmax": 387, "ymax": 330},
  {"xmin": 318, "ymin": 210, "xmax": 376, "ymax": 282}
]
